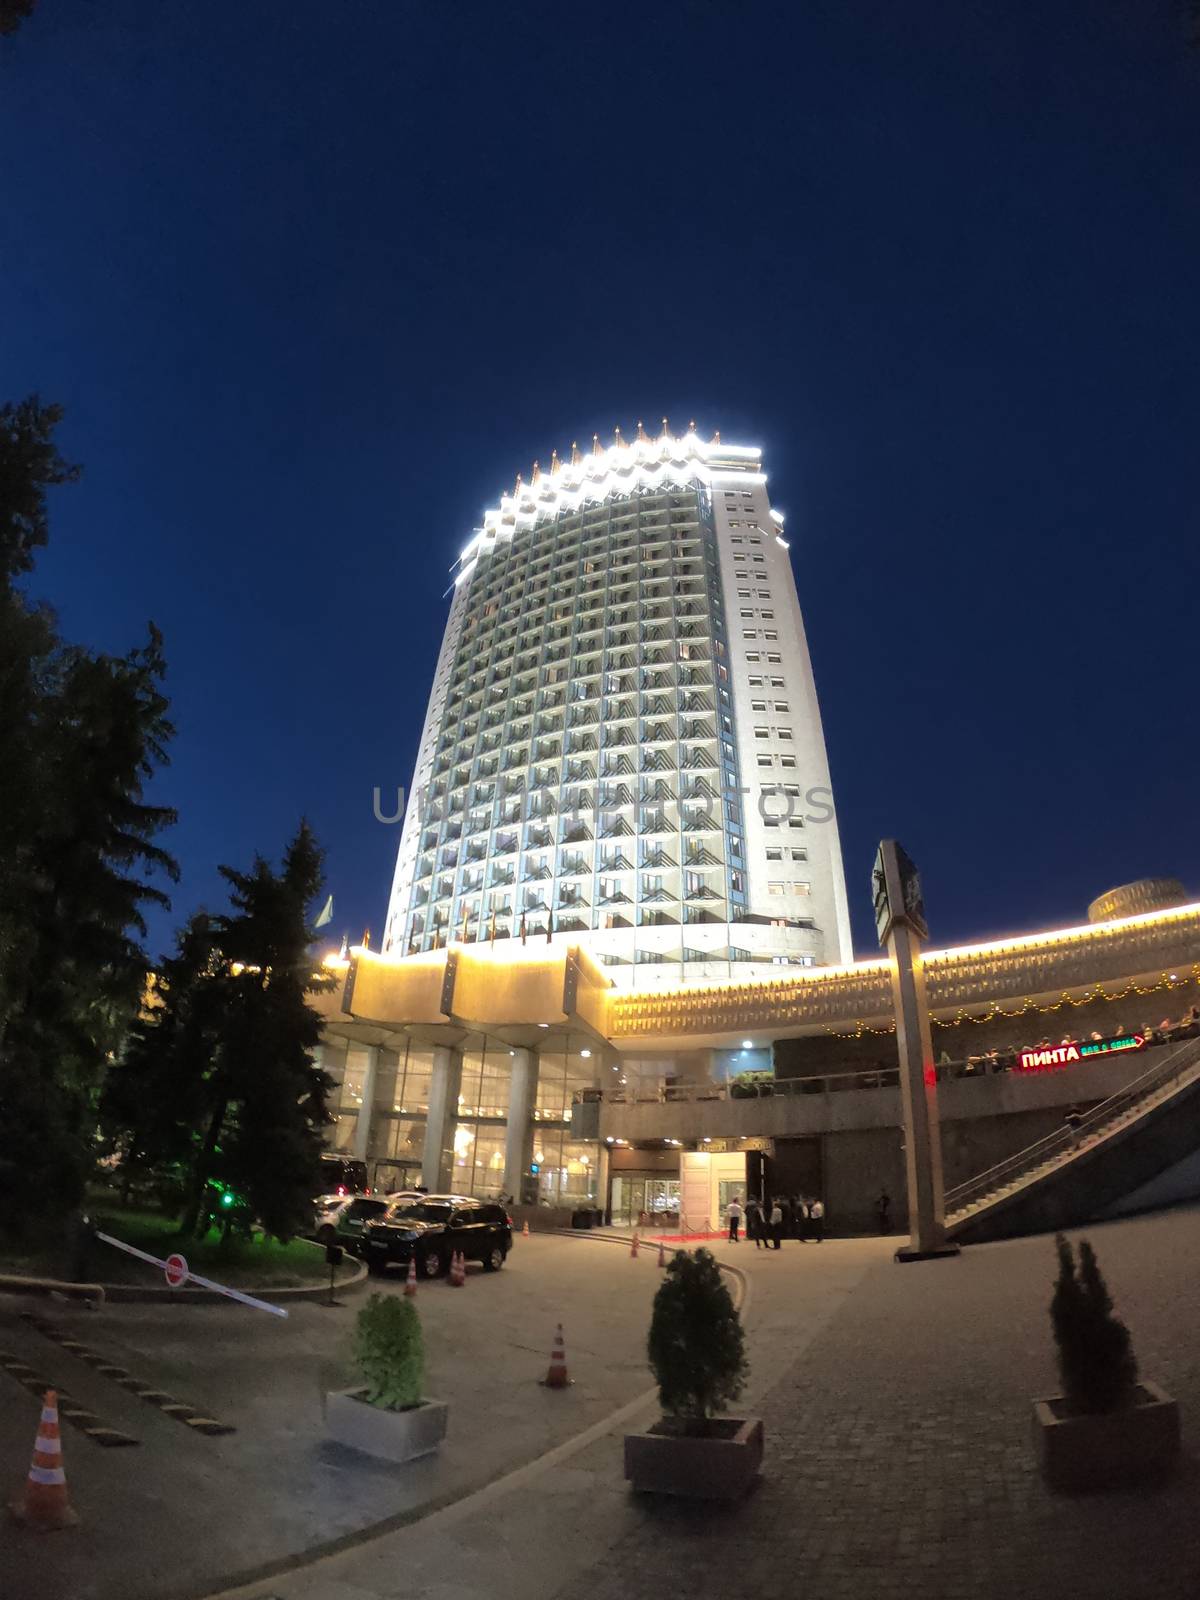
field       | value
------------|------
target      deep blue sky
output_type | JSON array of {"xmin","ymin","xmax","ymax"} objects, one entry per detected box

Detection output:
[{"xmin": 3, "ymin": 1, "xmax": 1198, "ymax": 961}]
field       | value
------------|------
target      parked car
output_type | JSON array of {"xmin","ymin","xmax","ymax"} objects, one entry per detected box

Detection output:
[
  {"xmin": 363, "ymin": 1195, "xmax": 512, "ymax": 1278},
  {"xmin": 317, "ymin": 1153, "xmax": 368, "ymax": 1196},
  {"xmin": 312, "ymin": 1191, "xmax": 425, "ymax": 1253}
]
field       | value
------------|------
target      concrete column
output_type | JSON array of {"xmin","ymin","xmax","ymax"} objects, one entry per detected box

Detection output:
[
  {"xmin": 503, "ymin": 1048, "xmax": 538, "ymax": 1202},
  {"xmin": 353, "ymin": 1046, "xmax": 380, "ymax": 1163},
  {"xmin": 421, "ymin": 1046, "xmax": 461, "ymax": 1192},
  {"xmin": 888, "ymin": 923, "xmax": 957, "ymax": 1261},
  {"xmin": 595, "ymin": 1142, "xmax": 611, "ymax": 1220}
]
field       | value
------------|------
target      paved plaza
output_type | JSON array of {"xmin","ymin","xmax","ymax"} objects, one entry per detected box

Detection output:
[
  {"xmin": 212, "ymin": 1209, "xmax": 1200, "ymax": 1600},
  {"xmin": 6, "ymin": 1212, "xmax": 1200, "ymax": 1600}
]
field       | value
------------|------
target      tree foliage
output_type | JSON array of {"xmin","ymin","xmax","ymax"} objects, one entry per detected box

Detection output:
[
  {"xmin": 354, "ymin": 1293, "xmax": 425, "ymax": 1411},
  {"xmin": 647, "ymin": 1247, "xmax": 748, "ymax": 1430},
  {"xmin": 0, "ymin": 398, "xmax": 176, "ymax": 1229},
  {"xmin": 1050, "ymin": 1233, "xmax": 1139, "ymax": 1415},
  {"xmin": 102, "ymin": 823, "xmax": 334, "ymax": 1243}
]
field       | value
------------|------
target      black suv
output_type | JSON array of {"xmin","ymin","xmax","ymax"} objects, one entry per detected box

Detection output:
[{"xmin": 364, "ymin": 1195, "xmax": 512, "ymax": 1278}]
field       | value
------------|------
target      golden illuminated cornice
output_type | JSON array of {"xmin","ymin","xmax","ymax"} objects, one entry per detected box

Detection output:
[{"xmin": 321, "ymin": 900, "xmax": 1200, "ymax": 1049}]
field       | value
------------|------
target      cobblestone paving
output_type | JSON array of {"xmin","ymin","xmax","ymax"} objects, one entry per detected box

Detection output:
[{"xmin": 557, "ymin": 1208, "xmax": 1200, "ymax": 1600}]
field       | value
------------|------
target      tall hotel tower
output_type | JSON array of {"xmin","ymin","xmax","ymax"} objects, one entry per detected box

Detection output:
[{"xmin": 383, "ymin": 423, "xmax": 852, "ymax": 985}]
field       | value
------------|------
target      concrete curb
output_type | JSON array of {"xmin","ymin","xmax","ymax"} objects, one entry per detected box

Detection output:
[
  {"xmin": 0, "ymin": 1272, "xmax": 106, "ymax": 1304},
  {"xmin": 98, "ymin": 1254, "xmax": 370, "ymax": 1304},
  {"xmin": 0, "ymin": 1256, "xmax": 368, "ymax": 1307},
  {"xmin": 190, "ymin": 1233, "xmax": 748, "ymax": 1600}
]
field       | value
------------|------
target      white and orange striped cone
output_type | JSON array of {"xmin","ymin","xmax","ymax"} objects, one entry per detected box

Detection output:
[
  {"xmin": 522, "ymin": 1220, "xmax": 530, "ymax": 1238},
  {"xmin": 629, "ymin": 1230, "xmax": 639, "ymax": 1259},
  {"xmin": 657, "ymin": 1238, "xmax": 666, "ymax": 1269},
  {"xmin": 11, "ymin": 1391, "xmax": 78, "ymax": 1531},
  {"xmin": 540, "ymin": 1323, "xmax": 572, "ymax": 1388},
  {"xmin": 404, "ymin": 1255, "xmax": 417, "ymax": 1297}
]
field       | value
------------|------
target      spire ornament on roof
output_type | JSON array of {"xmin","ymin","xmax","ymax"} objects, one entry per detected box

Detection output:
[
  {"xmin": 688, "ymin": 419, "xmax": 697, "ymax": 433},
  {"xmin": 711, "ymin": 429, "xmax": 721, "ymax": 445},
  {"xmin": 592, "ymin": 434, "xmax": 602, "ymax": 456},
  {"xmin": 571, "ymin": 441, "xmax": 582, "ymax": 465},
  {"xmin": 660, "ymin": 417, "xmax": 671, "ymax": 440},
  {"xmin": 613, "ymin": 426, "xmax": 624, "ymax": 448},
  {"xmin": 513, "ymin": 471, "xmax": 523, "ymax": 495},
  {"xmin": 636, "ymin": 420, "xmax": 649, "ymax": 442},
  {"xmin": 550, "ymin": 448, "xmax": 561, "ymax": 474},
  {"xmin": 531, "ymin": 459, "xmax": 541, "ymax": 485}
]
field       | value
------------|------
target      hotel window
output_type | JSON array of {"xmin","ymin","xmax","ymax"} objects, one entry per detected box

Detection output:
[
  {"xmin": 748, "ymin": 675, "xmax": 763, "ymax": 687},
  {"xmin": 751, "ymin": 699, "xmax": 766, "ymax": 711},
  {"xmin": 763, "ymin": 631, "xmax": 778, "ymax": 641},
  {"xmin": 792, "ymin": 881, "xmax": 811, "ymax": 895},
  {"xmin": 767, "ymin": 653, "xmax": 781, "ymax": 664},
  {"xmin": 740, "ymin": 610, "xmax": 754, "ymax": 619},
  {"xmin": 754, "ymin": 726, "xmax": 769, "ymax": 739},
  {"xmin": 767, "ymin": 881, "xmax": 785, "ymax": 895},
  {"xmin": 788, "ymin": 818, "xmax": 804, "ymax": 830},
  {"xmin": 760, "ymin": 610, "xmax": 775, "ymax": 620},
  {"xmin": 731, "ymin": 870, "xmax": 745, "ymax": 893},
  {"xmin": 743, "ymin": 630, "xmax": 757, "ymax": 640},
  {"xmin": 777, "ymin": 728, "xmax": 793, "ymax": 741},
  {"xmin": 756, "ymin": 589, "xmax": 771, "ymax": 599},
  {"xmin": 737, "ymin": 589, "xmax": 750, "ymax": 599},
  {"xmin": 775, "ymin": 700, "xmax": 790, "ymax": 712},
  {"xmin": 780, "ymin": 755, "xmax": 796, "ymax": 768},
  {"xmin": 731, "ymin": 536, "xmax": 743, "ymax": 544},
  {"xmin": 756, "ymin": 755, "xmax": 773, "ymax": 768},
  {"xmin": 766, "ymin": 847, "xmax": 783, "ymax": 861},
  {"xmin": 746, "ymin": 652, "xmax": 761, "ymax": 662}
]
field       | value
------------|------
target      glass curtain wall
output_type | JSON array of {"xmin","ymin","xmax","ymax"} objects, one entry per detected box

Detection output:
[
  {"xmin": 453, "ymin": 1037, "xmax": 511, "ymax": 1199},
  {"xmin": 533, "ymin": 1040, "xmax": 600, "ymax": 1205}
]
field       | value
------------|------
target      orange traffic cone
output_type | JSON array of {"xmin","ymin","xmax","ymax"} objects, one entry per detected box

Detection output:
[
  {"xmin": 540, "ymin": 1323, "xmax": 571, "ymax": 1388},
  {"xmin": 657, "ymin": 1238, "xmax": 666, "ymax": 1269},
  {"xmin": 404, "ymin": 1255, "xmax": 417, "ymax": 1297},
  {"xmin": 448, "ymin": 1250, "xmax": 465, "ymax": 1287},
  {"xmin": 11, "ymin": 1391, "xmax": 78, "ymax": 1531},
  {"xmin": 522, "ymin": 1220, "xmax": 530, "ymax": 1238},
  {"xmin": 630, "ymin": 1231, "xmax": 639, "ymax": 1259}
]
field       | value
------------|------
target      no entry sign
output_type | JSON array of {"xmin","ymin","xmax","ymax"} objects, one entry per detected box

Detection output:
[{"xmin": 164, "ymin": 1252, "xmax": 189, "ymax": 1289}]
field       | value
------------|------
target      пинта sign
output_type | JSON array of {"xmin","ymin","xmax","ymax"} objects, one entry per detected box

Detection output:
[{"xmin": 1017, "ymin": 1034, "xmax": 1145, "ymax": 1073}]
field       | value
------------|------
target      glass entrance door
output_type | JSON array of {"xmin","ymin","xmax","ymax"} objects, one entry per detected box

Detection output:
[{"xmin": 610, "ymin": 1176, "xmax": 681, "ymax": 1227}]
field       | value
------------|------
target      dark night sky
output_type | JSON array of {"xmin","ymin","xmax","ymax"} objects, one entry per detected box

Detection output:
[{"xmin": 2, "ymin": 0, "xmax": 1198, "ymax": 962}]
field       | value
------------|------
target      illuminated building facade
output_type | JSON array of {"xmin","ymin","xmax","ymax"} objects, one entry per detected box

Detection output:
[
  {"xmin": 318, "ymin": 898, "xmax": 1200, "ymax": 1232},
  {"xmin": 382, "ymin": 423, "xmax": 852, "ymax": 987}
]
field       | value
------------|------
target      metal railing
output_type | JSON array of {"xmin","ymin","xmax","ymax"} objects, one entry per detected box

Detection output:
[{"xmin": 944, "ymin": 1033, "xmax": 1200, "ymax": 1219}]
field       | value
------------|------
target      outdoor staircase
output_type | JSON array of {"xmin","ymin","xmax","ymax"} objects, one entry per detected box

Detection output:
[{"xmin": 944, "ymin": 1034, "xmax": 1200, "ymax": 1245}]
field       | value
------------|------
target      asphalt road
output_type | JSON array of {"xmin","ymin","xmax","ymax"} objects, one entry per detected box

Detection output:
[{"xmin": 0, "ymin": 1233, "xmax": 665, "ymax": 1600}]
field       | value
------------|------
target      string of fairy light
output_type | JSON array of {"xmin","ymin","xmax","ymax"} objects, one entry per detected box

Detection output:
[{"xmin": 819, "ymin": 964, "xmax": 1200, "ymax": 1040}]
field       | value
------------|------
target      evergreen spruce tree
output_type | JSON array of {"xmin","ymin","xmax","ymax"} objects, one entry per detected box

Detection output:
[
  {"xmin": 647, "ymin": 1247, "xmax": 748, "ymax": 1433},
  {"xmin": 1050, "ymin": 1233, "xmax": 1139, "ymax": 1414},
  {"xmin": 160, "ymin": 823, "xmax": 335, "ymax": 1243},
  {"xmin": 0, "ymin": 399, "xmax": 176, "ymax": 1230}
]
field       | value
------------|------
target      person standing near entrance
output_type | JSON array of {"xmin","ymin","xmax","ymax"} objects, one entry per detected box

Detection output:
[
  {"xmin": 727, "ymin": 1195, "xmax": 743, "ymax": 1244},
  {"xmin": 876, "ymin": 1189, "xmax": 891, "ymax": 1235},
  {"xmin": 796, "ymin": 1195, "xmax": 810, "ymax": 1243},
  {"xmin": 769, "ymin": 1198, "xmax": 784, "ymax": 1249},
  {"xmin": 810, "ymin": 1196, "xmax": 825, "ymax": 1241},
  {"xmin": 745, "ymin": 1195, "xmax": 764, "ymax": 1247}
]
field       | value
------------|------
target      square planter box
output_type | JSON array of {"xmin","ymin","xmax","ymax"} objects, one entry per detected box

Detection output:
[
  {"xmin": 1033, "ymin": 1381, "xmax": 1180, "ymax": 1492},
  {"xmin": 326, "ymin": 1388, "xmax": 448, "ymax": 1463},
  {"xmin": 624, "ymin": 1416, "xmax": 763, "ymax": 1499}
]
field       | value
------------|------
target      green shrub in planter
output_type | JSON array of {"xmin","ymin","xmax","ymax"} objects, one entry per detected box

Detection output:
[
  {"xmin": 353, "ymin": 1292, "xmax": 425, "ymax": 1411},
  {"xmin": 1050, "ymin": 1234, "xmax": 1138, "ymax": 1414},
  {"xmin": 648, "ymin": 1247, "xmax": 748, "ymax": 1434}
]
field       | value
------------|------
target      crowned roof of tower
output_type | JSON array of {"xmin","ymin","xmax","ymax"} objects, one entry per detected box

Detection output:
[{"xmin": 454, "ymin": 422, "xmax": 763, "ymax": 574}]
